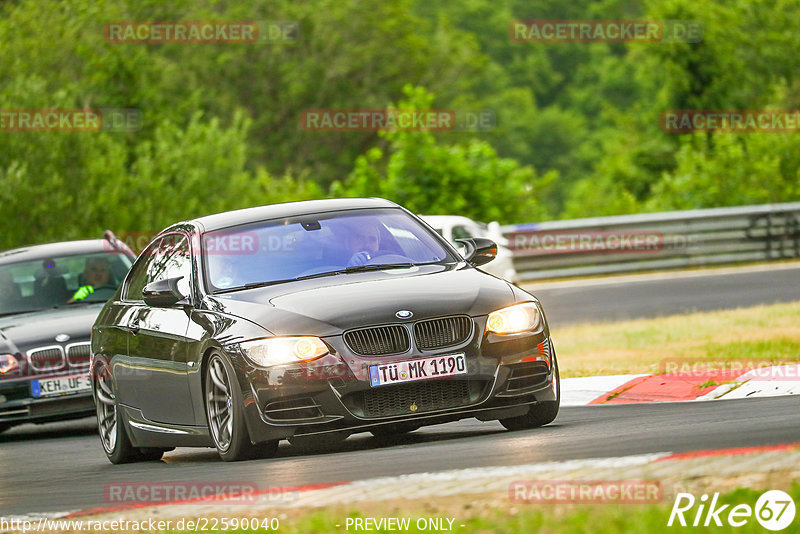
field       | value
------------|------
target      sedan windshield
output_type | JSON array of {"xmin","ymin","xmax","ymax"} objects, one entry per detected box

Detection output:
[
  {"xmin": 203, "ymin": 208, "xmax": 455, "ymax": 292},
  {"xmin": 0, "ymin": 252, "xmax": 133, "ymax": 316}
]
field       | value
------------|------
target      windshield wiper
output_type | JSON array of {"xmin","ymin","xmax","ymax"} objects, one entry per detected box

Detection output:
[
  {"xmin": 214, "ymin": 263, "xmax": 416, "ymax": 294},
  {"xmin": 341, "ymin": 263, "xmax": 414, "ymax": 273},
  {"xmin": 58, "ymin": 300, "xmax": 97, "ymax": 306},
  {"xmin": 214, "ymin": 271, "xmax": 337, "ymax": 293}
]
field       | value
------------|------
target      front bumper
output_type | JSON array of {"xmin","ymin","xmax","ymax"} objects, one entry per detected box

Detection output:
[
  {"xmin": 232, "ymin": 316, "xmax": 557, "ymax": 443},
  {"xmin": 0, "ymin": 378, "xmax": 94, "ymax": 426}
]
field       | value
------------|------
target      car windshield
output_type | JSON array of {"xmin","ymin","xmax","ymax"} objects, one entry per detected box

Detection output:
[
  {"xmin": 0, "ymin": 251, "xmax": 133, "ymax": 316},
  {"xmin": 203, "ymin": 208, "xmax": 455, "ymax": 292}
]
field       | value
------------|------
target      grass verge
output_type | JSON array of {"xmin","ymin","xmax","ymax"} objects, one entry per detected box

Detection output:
[
  {"xmin": 551, "ymin": 302, "xmax": 800, "ymax": 377},
  {"xmin": 166, "ymin": 484, "xmax": 800, "ymax": 533}
]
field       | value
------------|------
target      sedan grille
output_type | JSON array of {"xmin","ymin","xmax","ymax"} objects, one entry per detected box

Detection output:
[
  {"xmin": 414, "ymin": 316, "xmax": 473, "ymax": 350},
  {"xmin": 348, "ymin": 379, "xmax": 486, "ymax": 418},
  {"xmin": 27, "ymin": 346, "xmax": 65, "ymax": 372},
  {"xmin": 344, "ymin": 325, "xmax": 410, "ymax": 356},
  {"xmin": 66, "ymin": 343, "xmax": 91, "ymax": 367}
]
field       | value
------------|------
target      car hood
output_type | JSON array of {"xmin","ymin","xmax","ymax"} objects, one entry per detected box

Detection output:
[
  {"xmin": 207, "ymin": 265, "xmax": 514, "ymax": 337},
  {"xmin": 0, "ymin": 305, "xmax": 102, "ymax": 354}
]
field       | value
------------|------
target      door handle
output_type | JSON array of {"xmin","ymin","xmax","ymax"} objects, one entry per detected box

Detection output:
[{"xmin": 129, "ymin": 320, "xmax": 140, "ymax": 335}]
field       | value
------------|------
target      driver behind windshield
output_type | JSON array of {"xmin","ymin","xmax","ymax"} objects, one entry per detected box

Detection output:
[
  {"xmin": 70, "ymin": 257, "xmax": 113, "ymax": 302},
  {"xmin": 344, "ymin": 223, "xmax": 381, "ymax": 267}
]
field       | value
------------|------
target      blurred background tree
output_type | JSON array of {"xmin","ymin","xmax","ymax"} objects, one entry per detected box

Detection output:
[{"xmin": 0, "ymin": 0, "xmax": 798, "ymax": 249}]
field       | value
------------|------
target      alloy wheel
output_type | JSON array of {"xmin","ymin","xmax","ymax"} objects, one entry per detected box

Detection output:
[
  {"xmin": 94, "ymin": 362, "xmax": 117, "ymax": 453},
  {"xmin": 206, "ymin": 356, "xmax": 234, "ymax": 451}
]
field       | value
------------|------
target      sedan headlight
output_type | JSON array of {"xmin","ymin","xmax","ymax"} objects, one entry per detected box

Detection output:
[
  {"xmin": 0, "ymin": 354, "xmax": 20, "ymax": 375},
  {"xmin": 486, "ymin": 302, "xmax": 542, "ymax": 334},
  {"xmin": 240, "ymin": 337, "xmax": 329, "ymax": 367}
]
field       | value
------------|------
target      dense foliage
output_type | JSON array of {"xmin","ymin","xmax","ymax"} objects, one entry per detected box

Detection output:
[{"xmin": 1, "ymin": 0, "xmax": 798, "ymax": 249}]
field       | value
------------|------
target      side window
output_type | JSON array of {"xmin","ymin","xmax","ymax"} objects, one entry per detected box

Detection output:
[{"xmin": 124, "ymin": 234, "xmax": 192, "ymax": 301}]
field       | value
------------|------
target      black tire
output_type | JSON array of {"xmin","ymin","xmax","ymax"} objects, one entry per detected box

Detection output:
[
  {"xmin": 93, "ymin": 358, "xmax": 142, "ymax": 464},
  {"xmin": 205, "ymin": 351, "xmax": 260, "ymax": 462},
  {"xmin": 370, "ymin": 422, "xmax": 421, "ymax": 438},
  {"xmin": 499, "ymin": 356, "xmax": 560, "ymax": 431}
]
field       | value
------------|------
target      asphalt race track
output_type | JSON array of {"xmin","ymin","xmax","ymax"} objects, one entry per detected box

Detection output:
[
  {"xmin": 2, "ymin": 397, "xmax": 800, "ymax": 516},
  {"xmin": 526, "ymin": 264, "xmax": 800, "ymax": 325},
  {"xmin": 2, "ymin": 264, "xmax": 799, "ymax": 517}
]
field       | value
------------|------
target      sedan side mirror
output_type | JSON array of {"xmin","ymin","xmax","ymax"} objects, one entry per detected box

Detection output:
[
  {"xmin": 142, "ymin": 276, "xmax": 187, "ymax": 307},
  {"xmin": 455, "ymin": 237, "xmax": 497, "ymax": 266}
]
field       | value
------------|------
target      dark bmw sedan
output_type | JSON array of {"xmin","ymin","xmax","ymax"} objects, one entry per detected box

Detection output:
[
  {"xmin": 0, "ymin": 234, "xmax": 134, "ymax": 434},
  {"xmin": 91, "ymin": 198, "xmax": 559, "ymax": 463}
]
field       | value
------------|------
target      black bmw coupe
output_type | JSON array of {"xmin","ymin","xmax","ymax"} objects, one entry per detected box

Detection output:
[{"xmin": 91, "ymin": 198, "xmax": 559, "ymax": 463}]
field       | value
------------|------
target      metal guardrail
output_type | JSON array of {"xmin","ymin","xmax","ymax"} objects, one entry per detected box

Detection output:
[{"xmin": 501, "ymin": 202, "xmax": 800, "ymax": 281}]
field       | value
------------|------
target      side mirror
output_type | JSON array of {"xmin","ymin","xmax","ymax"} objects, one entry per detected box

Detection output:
[
  {"xmin": 455, "ymin": 237, "xmax": 497, "ymax": 266},
  {"xmin": 142, "ymin": 276, "xmax": 187, "ymax": 307}
]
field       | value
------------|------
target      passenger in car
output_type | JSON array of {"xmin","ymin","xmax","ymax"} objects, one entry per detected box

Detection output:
[
  {"xmin": 33, "ymin": 259, "xmax": 69, "ymax": 305},
  {"xmin": 0, "ymin": 270, "xmax": 22, "ymax": 302}
]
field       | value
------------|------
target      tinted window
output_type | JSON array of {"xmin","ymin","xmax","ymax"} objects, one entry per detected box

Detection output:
[
  {"xmin": 125, "ymin": 233, "xmax": 192, "ymax": 301},
  {"xmin": 203, "ymin": 208, "xmax": 454, "ymax": 292}
]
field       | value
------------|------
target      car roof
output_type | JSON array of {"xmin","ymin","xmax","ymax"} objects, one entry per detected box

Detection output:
[
  {"xmin": 189, "ymin": 198, "xmax": 401, "ymax": 232},
  {"xmin": 0, "ymin": 240, "xmax": 116, "ymax": 266}
]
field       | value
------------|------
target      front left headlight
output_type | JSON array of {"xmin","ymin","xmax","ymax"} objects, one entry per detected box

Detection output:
[
  {"xmin": 486, "ymin": 302, "xmax": 542, "ymax": 334},
  {"xmin": 240, "ymin": 336, "xmax": 329, "ymax": 367}
]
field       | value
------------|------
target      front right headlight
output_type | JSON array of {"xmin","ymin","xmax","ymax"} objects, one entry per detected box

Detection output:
[
  {"xmin": 239, "ymin": 337, "xmax": 329, "ymax": 367},
  {"xmin": 486, "ymin": 302, "xmax": 542, "ymax": 335}
]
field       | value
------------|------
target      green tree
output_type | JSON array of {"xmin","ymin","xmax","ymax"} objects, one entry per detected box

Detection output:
[{"xmin": 332, "ymin": 86, "xmax": 554, "ymax": 223}]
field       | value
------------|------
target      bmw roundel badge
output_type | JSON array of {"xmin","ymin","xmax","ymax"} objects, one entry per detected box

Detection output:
[{"xmin": 395, "ymin": 310, "xmax": 413, "ymax": 319}]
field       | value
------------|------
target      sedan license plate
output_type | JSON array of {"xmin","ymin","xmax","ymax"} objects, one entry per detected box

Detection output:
[
  {"xmin": 31, "ymin": 375, "xmax": 92, "ymax": 398},
  {"xmin": 369, "ymin": 353, "xmax": 467, "ymax": 387}
]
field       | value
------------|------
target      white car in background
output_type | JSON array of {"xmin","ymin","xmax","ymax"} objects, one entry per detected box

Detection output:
[{"xmin": 420, "ymin": 215, "xmax": 519, "ymax": 284}]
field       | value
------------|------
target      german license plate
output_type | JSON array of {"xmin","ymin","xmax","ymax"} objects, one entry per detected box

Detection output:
[
  {"xmin": 369, "ymin": 353, "xmax": 467, "ymax": 387},
  {"xmin": 31, "ymin": 375, "xmax": 92, "ymax": 397}
]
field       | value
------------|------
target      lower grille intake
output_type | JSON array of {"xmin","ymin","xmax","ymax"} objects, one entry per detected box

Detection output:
[
  {"xmin": 346, "ymin": 379, "xmax": 485, "ymax": 418},
  {"xmin": 263, "ymin": 397, "xmax": 324, "ymax": 421},
  {"xmin": 506, "ymin": 361, "xmax": 550, "ymax": 391}
]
